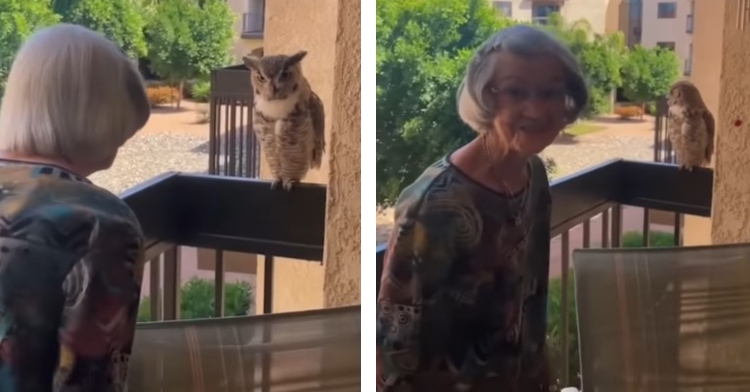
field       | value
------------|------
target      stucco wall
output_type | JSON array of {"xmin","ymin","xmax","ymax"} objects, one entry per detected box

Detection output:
[
  {"xmin": 682, "ymin": 0, "xmax": 722, "ymax": 246},
  {"xmin": 323, "ymin": 0, "xmax": 361, "ymax": 308},
  {"xmin": 708, "ymin": 0, "xmax": 750, "ymax": 245},
  {"xmin": 257, "ymin": 0, "xmax": 360, "ymax": 312}
]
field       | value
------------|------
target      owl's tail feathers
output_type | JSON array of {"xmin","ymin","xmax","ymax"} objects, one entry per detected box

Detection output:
[{"xmin": 311, "ymin": 141, "xmax": 325, "ymax": 169}]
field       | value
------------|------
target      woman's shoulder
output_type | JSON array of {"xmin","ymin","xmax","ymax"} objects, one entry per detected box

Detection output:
[
  {"xmin": 0, "ymin": 175, "xmax": 142, "ymax": 253},
  {"xmin": 393, "ymin": 158, "xmax": 480, "ymax": 236}
]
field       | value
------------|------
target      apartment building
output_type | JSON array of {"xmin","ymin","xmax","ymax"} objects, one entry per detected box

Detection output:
[
  {"xmin": 227, "ymin": 0, "xmax": 265, "ymax": 62},
  {"xmin": 640, "ymin": 0, "xmax": 694, "ymax": 76},
  {"xmin": 491, "ymin": 0, "xmax": 619, "ymax": 34}
]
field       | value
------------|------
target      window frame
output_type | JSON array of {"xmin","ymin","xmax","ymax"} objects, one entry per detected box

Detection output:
[
  {"xmin": 657, "ymin": 2, "xmax": 677, "ymax": 19},
  {"xmin": 493, "ymin": 1, "xmax": 513, "ymax": 18}
]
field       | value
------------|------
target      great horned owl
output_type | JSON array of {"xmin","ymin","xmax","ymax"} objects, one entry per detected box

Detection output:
[
  {"xmin": 667, "ymin": 80, "xmax": 715, "ymax": 171},
  {"xmin": 242, "ymin": 50, "xmax": 325, "ymax": 190}
]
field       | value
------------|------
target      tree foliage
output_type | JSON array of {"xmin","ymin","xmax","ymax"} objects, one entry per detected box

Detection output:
[
  {"xmin": 0, "ymin": 0, "xmax": 60, "ymax": 95},
  {"xmin": 54, "ymin": 0, "xmax": 147, "ymax": 58},
  {"xmin": 138, "ymin": 278, "xmax": 253, "ymax": 322},
  {"xmin": 376, "ymin": 0, "xmax": 514, "ymax": 206},
  {"xmin": 546, "ymin": 15, "xmax": 627, "ymax": 115},
  {"xmin": 145, "ymin": 0, "xmax": 234, "ymax": 105},
  {"xmin": 621, "ymin": 45, "xmax": 680, "ymax": 106}
]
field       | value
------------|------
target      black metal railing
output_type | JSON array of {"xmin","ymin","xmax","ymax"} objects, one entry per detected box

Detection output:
[
  {"xmin": 653, "ymin": 96, "xmax": 676, "ymax": 164},
  {"xmin": 375, "ymin": 159, "xmax": 713, "ymax": 388},
  {"xmin": 121, "ymin": 172, "xmax": 327, "ymax": 319},
  {"xmin": 242, "ymin": 12, "xmax": 265, "ymax": 37},
  {"xmin": 209, "ymin": 65, "xmax": 261, "ymax": 178},
  {"xmin": 120, "ymin": 172, "xmax": 336, "ymax": 390}
]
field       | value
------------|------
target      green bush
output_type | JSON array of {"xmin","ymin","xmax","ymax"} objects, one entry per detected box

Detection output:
[
  {"xmin": 191, "ymin": 80, "xmax": 210, "ymax": 103},
  {"xmin": 547, "ymin": 275, "xmax": 580, "ymax": 388},
  {"xmin": 621, "ymin": 230, "xmax": 675, "ymax": 248},
  {"xmin": 138, "ymin": 278, "xmax": 253, "ymax": 322}
]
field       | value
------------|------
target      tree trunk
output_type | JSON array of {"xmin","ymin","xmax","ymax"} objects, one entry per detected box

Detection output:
[{"xmin": 176, "ymin": 80, "xmax": 184, "ymax": 109}]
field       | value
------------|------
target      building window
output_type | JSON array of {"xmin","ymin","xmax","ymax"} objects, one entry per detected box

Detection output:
[
  {"xmin": 684, "ymin": 43, "xmax": 693, "ymax": 75},
  {"xmin": 657, "ymin": 2, "xmax": 677, "ymax": 19},
  {"xmin": 656, "ymin": 41, "xmax": 675, "ymax": 51},
  {"xmin": 493, "ymin": 1, "xmax": 513, "ymax": 17},
  {"xmin": 532, "ymin": 3, "xmax": 560, "ymax": 25},
  {"xmin": 242, "ymin": 0, "xmax": 265, "ymax": 38}
]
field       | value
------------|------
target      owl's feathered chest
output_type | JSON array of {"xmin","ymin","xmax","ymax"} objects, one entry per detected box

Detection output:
[{"xmin": 254, "ymin": 94, "xmax": 301, "ymax": 120}]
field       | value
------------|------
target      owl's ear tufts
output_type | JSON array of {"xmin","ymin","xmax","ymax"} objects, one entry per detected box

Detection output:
[
  {"xmin": 285, "ymin": 51, "xmax": 308, "ymax": 68},
  {"xmin": 243, "ymin": 55, "xmax": 262, "ymax": 72}
]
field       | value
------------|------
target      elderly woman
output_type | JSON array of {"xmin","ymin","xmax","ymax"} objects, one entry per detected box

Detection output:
[
  {"xmin": 376, "ymin": 25, "xmax": 588, "ymax": 392},
  {"xmin": 0, "ymin": 24, "xmax": 149, "ymax": 391}
]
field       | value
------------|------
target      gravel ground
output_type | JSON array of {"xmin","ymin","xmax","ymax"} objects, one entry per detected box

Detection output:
[
  {"xmin": 89, "ymin": 133, "xmax": 209, "ymax": 194},
  {"xmin": 542, "ymin": 133, "xmax": 654, "ymax": 179}
]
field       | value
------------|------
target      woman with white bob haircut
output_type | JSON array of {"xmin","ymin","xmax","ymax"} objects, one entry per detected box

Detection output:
[
  {"xmin": 377, "ymin": 25, "xmax": 588, "ymax": 392},
  {"xmin": 0, "ymin": 24, "xmax": 149, "ymax": 391}
]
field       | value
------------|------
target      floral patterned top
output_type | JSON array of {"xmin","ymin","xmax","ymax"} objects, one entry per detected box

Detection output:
[
  {"xmin": 376, "ymin": 155, "xmax": 552, "ymax": 392},
  {"xmin": 0, "ymin": 160, "xmax": 144, "ymax": 392}
]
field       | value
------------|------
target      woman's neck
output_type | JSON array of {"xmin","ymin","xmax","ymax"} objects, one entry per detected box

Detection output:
[
  {"xmin": 0, "ymin": 152, "xmax": 92, "ymax": 177},
  {"xmin": 451, "ymin": 137, "xmax": 530, "ymax": 193}
]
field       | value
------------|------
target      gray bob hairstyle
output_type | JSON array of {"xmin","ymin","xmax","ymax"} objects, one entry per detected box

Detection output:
[{"xmin": 457, "ymin": 25, "xmax": 589, "ymax": 133}]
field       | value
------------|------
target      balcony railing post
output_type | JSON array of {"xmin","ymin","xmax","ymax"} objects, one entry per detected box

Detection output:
[
  {"xmin": 162, "ymin": 246, "xmax": 181, "ymax": 320},
  {"xmin": 214, "ymin": 249, "xmax": 225, "ymax": 317},
  {"xmin": 263, "ymin": 255, "xmax": 275, "ymax": 314},
  {"xmin": 611, "ymin": 205, "xmax": 622, "ymax": 248},
  {"xmin": 560, "ymin": 230, "xmax": 571, "ymax": 386},
  {"xmin": 149, "ymin": 256, "xmax": 162, "ymax": 321}
]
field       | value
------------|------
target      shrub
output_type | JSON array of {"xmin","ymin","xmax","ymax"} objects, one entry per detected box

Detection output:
[
  {"xmin": 621, "ymin": 230, "xmax": 675, "ymax": 248},
  {"xmin": 146, "ymin": 86, "xmax": 180, "ymax": 107},
  {"xmin": 547, "ymin": 275, "xmax": 580, "ymax": 389},
  {"xmin": 138, "ymin": 278, "xmax": 253, "ymax": 322},
  {"xmin": 614, "ymin": 105, "xmax": 643, "ymax": 119},
  {"xmin": 191, "ymin": 80, "xmax": 211, "ymax": 103}
]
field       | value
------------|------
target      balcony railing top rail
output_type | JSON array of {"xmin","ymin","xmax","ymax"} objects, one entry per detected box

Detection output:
[{"xmin": 120, "ymin": 172, "xmax": 327, "ymax": 262}]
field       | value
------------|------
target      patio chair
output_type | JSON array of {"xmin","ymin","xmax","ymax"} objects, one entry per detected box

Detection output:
[
  {"xmin": 573, "ymin": 244, "xmax": 750, "ymax": 391},
  {"xmin": 127, "ymin": 306, "xmax": 361, "ymax": 392}
]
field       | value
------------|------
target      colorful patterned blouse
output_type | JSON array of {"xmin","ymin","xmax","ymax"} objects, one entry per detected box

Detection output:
[
  {"xmin": 0, "ymin": 160, "xmax": 145, "ymax": 392},
  {"xmin": 377, "ymin": 155, "xmax": 552, "ymax": 392}
]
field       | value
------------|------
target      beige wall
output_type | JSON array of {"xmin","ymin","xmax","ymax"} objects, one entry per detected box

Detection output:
[
  {"xmin": 641, "ymin": 0, "xmax": 692, "ymax": 73},
  {"xmin": 494, "ymin": 0, "xmax": 613, "ymax": 34},
  {"xmin": 256, "ymin": 0, "xmax": 361, "ymax": 312},
  {"xmin": 701, "ymin": 0, "xmax": 750, "ymax": 245},
  {"xmin": 682, "ymin": 0, "xmax": 721, "ymax": 246},
  {"xmin": 226, "ymin": 0, "xmax": 264, "ymax": 62}
]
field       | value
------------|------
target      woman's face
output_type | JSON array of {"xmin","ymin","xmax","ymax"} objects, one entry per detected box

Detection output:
[{"xmin": 489, "ymin": 51, "xmax": 570, "ymax": 156}]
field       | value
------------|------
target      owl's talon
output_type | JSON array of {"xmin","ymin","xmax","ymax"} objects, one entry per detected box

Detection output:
[
  {"xmin": 271, "ymin": 179, "xmax": 282, "ymax": 190},
  {"xmin": 282, "ymin": 179, "xmax": 298, "ymax": 191}
]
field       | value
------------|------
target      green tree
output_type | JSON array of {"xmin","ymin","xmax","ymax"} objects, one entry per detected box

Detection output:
[
  {"xmin": 621, "ymin": 45, "xmax": 680, "ymax": 117},
  {"xmin": 53, "ymin": 0, "xmax": 147, "ymax": 58},
  {"xmin": 145, "ymin": 0, "xmax": 235, "ymax": 107},
  {"xmin": 138, "ymin": 278, "xmax": 254, "ymax": 322},
  {"xmin": 0, "ymin": 0, "xmax": 60, "ymax": 95},
  {"xmin": 376, "ymin": 0, "xmax": 515, "ymax": 206},
  {"xmin": 546, "ymin": 14, "xmax": 627, "ymax": 116}
]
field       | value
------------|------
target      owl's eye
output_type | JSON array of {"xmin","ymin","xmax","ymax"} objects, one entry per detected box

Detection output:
[{"xmin": 279, "ymin": 70, "xmax": 290, "ymax": 79}]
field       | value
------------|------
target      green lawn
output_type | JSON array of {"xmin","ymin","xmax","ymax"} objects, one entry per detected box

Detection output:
[{"xmin": 564, "ymin": 122, "xmax": 606, "ymax": 137}]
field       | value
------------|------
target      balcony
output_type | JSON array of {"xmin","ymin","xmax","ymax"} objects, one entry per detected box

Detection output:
[
  {"xmin": 686, "ymin": 13, "xmax": 694, "ymax": 33},
  {"xmin": 119, "ymin": 64, "xmax": 360, "ymax": 390},
  {"xmin": 376, "ymin": 159, "xmax": 713, "ymax": 389},
  {"xmin": 242, "ymin": 12, "xmax": 265, "ymax": 39},
  {"xmin": 120, "ymin": 173, "xmax": 360, "ymax": 390}
]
